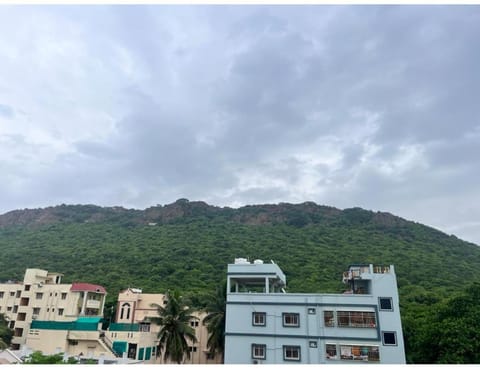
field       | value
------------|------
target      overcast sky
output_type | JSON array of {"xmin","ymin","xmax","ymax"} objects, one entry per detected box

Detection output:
[{"xmin": 0, "ymin": 5, "xmax": 479, "ymax": 245}]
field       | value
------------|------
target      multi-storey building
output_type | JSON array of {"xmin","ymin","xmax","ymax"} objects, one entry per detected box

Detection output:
[
  {"xmin": 1, "ymin": 270, "xmax": 220, "ymax": 364},
  {"xmin": 224, "ymin": 259, "xmax": 406, "ymax": 364},
  {"xmin": 0, "ymin": 268, "xmax": 106, "ymax": 351},
  {"xmin": 107, "ymin": 287, "xmax": 221, "ymax": 364}
]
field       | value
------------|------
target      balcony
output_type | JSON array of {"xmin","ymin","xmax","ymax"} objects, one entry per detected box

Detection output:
[{"xmin": 86, "ymin": 300, "xmax": 101, "ymax": 309}]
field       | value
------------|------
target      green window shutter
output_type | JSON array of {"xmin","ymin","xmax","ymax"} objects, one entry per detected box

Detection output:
[
  {"xmin": 145, "ymin": 347, "xmax": 151, "ymax": 360},
  {"xmin": 112, "ymin": 341, "xmax": 127, "ymax": 355},
  {"xmin": 138, "ymin": 347, "xmax": 144, "ymax": 360}
]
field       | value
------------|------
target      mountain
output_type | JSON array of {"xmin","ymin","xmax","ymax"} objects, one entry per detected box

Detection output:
[
  {"xmin": 1, "ymin": 199, "xmax": 480, "ymax": 363},
  {"xmin": 1, "ymin": 199, "xmax": 478, "ymax": 294}
]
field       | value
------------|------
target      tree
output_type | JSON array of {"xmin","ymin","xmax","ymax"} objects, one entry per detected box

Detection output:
[
  {"xmin": 150, "ymin": 290, "xmax": 197, "ymax": 364},
  {"xmin": 202, "ymin": 282, "xmax": 226, "ymax": 362},
  {"xmin": 0, "ymin": 313, "xmax": 13, "ymax": 349},
  {"xmin": 411, "ymin": 282, "xmax": 480, "ymax": 363},
  {"xmin": 24, "ymin": 351, "xmax": 79, "ymax": 364}
]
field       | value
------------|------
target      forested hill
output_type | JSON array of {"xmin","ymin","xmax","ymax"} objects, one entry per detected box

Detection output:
[
  {"xmin": 0, "ymin": 198, "xmax": 478, "ymax": 298},
  {"xmin": 0, "ymin": 199, "xmax": 478, "ymax": 293},
  {"xmin": 2, "ymin": 199, "xmax": 480, "ymax": 362}
]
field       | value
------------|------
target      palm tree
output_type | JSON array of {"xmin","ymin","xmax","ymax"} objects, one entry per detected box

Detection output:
[
  {"xmin": 202, "ymin": 282, "xmax": 226, "ymax": 362},
  {"xmin": 150, "ymin": 290, "xmax": 197, "ymax": 364}
]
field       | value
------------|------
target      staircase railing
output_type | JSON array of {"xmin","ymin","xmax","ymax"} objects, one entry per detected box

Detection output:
[{"xmin": 99, "ymin": 331, "xmax": 121, "ymax": 358}]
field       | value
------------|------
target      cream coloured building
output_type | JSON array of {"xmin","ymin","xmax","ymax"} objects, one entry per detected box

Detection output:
[
  {"xmin": 2, "ymin": 269, "xmax": 221, "ymax": 364},
  {"xmin": 0, "ymin": 268, "xmax": 107, "ymax": 351},
  {"xmin": 109, "ymin": 288, "xmax": 221, "ymax": 364}
]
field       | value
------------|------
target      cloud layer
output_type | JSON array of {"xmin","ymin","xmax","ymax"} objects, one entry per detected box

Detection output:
[{"xmin": 1, "ymin": 5, "xmax": 479, "ymax": 244}]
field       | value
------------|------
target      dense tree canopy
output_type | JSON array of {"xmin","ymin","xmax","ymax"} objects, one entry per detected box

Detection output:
[{"xmin": 404, "ymin": 282, "xmax": 480, "ymax": 363}]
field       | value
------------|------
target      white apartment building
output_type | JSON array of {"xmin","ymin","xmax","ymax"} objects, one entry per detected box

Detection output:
[
  {"xmin": 224, "ymin": 259, "xmax": 406, "ymax": 364},
  {"xmin": 0, "ymin": 268, "xmax": 106, "ymax": 351}
]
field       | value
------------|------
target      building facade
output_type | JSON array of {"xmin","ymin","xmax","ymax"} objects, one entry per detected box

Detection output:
[
  {"xmin": 224, "ymin": 259, "xmax": 406, "ymax": 364},
  {"xmin": 0, "ymin": 268, "xmax": 106, "ymax": 351},
  {"xmin": 108, "ymin": 288, "xmax": 221, "ymax": 364},
  {"xmin": 1, "ymin": 269, "xmax": 220, "ymax": 364}
]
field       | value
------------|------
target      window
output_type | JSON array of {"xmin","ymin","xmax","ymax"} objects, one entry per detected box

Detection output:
[
  {"xmin": 282, "ymin": 313, "xmax": 300, "ymax": 327},
  {"xmin": 324, "ymin": 311, "xmax": 334, "ymax": 327},
  {"xmin": 337, "ymin": 311, "xmax": 376, "ymax": 328},
  {"xmin": 382, "ymin": 331, "xmax": 397, "ymax": 346},
  {"xmin": 326, "ymin": 344, "xmax": 337, "ymax": 360},
  {"xmin": 13, "ymin": 305, "xmax": 18, "ymax": 313},
  {"xmin": 339, "ymin": 345, "xmax": 379, "ymax": 362},
  {"xmin": 190, "ymin": 320, "xmax": 199, "ymax": 327},
  {"xmin": 379, "ymin": 297, "xmax": 393, "ymax": 311},
  {"xmin": 36, "ymin": 292, "xmax": 43, "ymax": 300},
  {"xmin": 188, "ymin": 346, "xmax": 197, "ymax": 353},
  {"xmin": 140, "ymin": 323, "xmax": 151, "ymax": 332},
  {"xmin": 252, "ymin": 312, "xmax": 266, "ymax": 326},
  {"xmin": 308, "ymin": 308, "xmax": 316, "ymax": 314},
  {"xmin": 283, "ymin": 346, "xmax": 300, "ymax": 361},
  {"xmin": 7, "ymin": 306, "xmax": 12, "ymax": 311},
  {"xmin": 58, "ymin": 308, "xmax": 64, "ymax": 316},
  {"xmin": 0, "ymin": 291, "xmax": 3, "ymax": 298},
  {"xmin": 33, "ymin": 307, "xmax": 40, "ymax": 315},
  {"xmin": 252, "ymin": 344, "xmax": 266, "ymax": 360},
  {"xmin": 120, "ymin": 303, "xmax": 131, "ymax": 320},
  {"xmin": 10, "ymin": 291, "xmax": 15, "ymax": 297},
  {"xmin": 61, "ymin": 293, "xmax": 67, "ymax": 300},
  {"xmin": 24, "ymin": 285, "xmax": 31, "ymax": 291},
  {"xmin": 16, "ymin": 291, "xmax": 21, "ymax": 298}
]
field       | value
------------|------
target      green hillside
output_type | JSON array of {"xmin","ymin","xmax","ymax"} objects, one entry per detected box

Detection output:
[{"xmin": 1, "ymin": 199, "xmax": 479, "ymax": 363}]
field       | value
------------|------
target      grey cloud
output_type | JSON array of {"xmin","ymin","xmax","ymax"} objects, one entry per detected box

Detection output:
[{"xmin": 1, "ymin": 5, "xmax": 480, "ymax": 245}]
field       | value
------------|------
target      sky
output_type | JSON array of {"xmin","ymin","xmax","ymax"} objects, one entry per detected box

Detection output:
[{"xmin": 0, "ymin": 5, "xmax": 479, "ymax": 245}]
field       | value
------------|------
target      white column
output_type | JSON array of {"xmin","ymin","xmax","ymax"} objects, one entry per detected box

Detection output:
[
  {"xmin": 99, "ymin": 295, "xmax": 106, "ymax": 317},
  {"xmin": 81, "ymin": 292, "xmax": 88, "ymax": 315}
]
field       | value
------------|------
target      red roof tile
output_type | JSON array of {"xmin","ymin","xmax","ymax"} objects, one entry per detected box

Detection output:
[{"xmin": 70, "ymin": 282, "xmax": 106, "ymax": 294}]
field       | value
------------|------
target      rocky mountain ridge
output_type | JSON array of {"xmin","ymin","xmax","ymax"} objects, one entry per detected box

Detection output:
[{"xmin": 0, "ymin": 198, "xmax": 412, "ymax": 230}]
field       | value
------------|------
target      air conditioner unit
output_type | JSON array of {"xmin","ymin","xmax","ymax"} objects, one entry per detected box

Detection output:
[{"xmin": 32, "ymin": 314, "xmax": 38, "ymax": 320}]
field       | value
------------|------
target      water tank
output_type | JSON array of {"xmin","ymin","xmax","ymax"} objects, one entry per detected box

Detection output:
[
  {"xmin": 253, "ymin": 259, "xmax": 264, "ymax": 264},
  {"xmin": 234, "ymin": 258, "xmax": 249, "ymax": 264}
]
